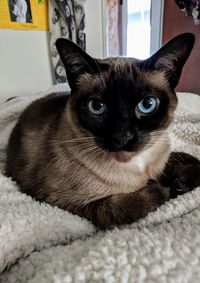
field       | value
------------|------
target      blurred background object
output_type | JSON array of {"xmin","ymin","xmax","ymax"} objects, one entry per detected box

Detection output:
[
  {"xmin": 49, "ymin": 0, "xmax": 86, "ymax": 84},
  {"xmin": 1, "ymin": 0, "xmax": 200, "ymax": 103},
  {"xmin": 175, "ymin": 0, "xmax": 200, "ymax": 25}
]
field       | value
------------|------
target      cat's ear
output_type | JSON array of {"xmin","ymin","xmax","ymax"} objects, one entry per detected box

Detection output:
[
  {"xmin": 147, "ymin": 33, "xmax": 195, "ymax": 88},
  {"xmin": 56, "ymin": 39, "xmax": 100, "ymax": 90}
]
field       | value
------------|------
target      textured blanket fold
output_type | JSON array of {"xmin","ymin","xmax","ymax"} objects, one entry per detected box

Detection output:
[{"xmin": 0, "ymin": 85, "xmax": 199, "ymax": 283}]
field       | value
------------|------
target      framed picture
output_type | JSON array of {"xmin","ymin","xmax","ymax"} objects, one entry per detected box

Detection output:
[{"xmin": 0, "ymin": 0, "xmax": 48, "ymax": 30}]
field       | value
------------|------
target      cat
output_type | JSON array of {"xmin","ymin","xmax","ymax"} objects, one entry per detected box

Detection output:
[{"xmin": 6, "ymin": 33, "xmax": 200, "ymax": 229}]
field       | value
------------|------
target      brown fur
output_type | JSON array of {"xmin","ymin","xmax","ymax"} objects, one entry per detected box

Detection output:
[
  {"xmin": 5, "ymin": 67, "xmax": 175, "ymax": 221},
  {"xmin": 6, "ymin": 34, "xmax": 198, "ymax": 229}
]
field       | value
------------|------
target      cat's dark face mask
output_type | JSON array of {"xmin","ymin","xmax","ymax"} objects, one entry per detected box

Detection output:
[{"xmin": 56, "ymin": 33, "xmax": 194, "ymax": 153}]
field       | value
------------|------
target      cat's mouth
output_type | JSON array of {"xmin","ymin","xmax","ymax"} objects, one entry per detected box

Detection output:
[
  {"xmin": 112, "ymin": 151, "xmax": 135, "ymax": 163},
  {"xmin": 95, "ymin": 133, "xmax": 149, "ymax": 162},
  {"xmin": 96, "ymin": 137, "xmax": 144, "ymax": 162}
]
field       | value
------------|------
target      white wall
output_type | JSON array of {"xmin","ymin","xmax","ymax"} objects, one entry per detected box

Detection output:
[
  {"xmin": 0, "ymin": 0, "xmax": 103, "ymax": 102},
  {"xmin": 85, "ymin": 0, "xmax": 104, "ymax": 58},
  {"xmin": 0, "ymin": 30, "xmax": 53, "ymax": 102}
]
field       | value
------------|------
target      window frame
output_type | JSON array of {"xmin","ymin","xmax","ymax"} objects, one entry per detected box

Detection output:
[{"xmin": 101, "ymin": 0, "xmax": 164, "ymax": 57}]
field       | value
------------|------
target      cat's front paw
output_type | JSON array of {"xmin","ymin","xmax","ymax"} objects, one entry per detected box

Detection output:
[
  {"xmin": 170, "ymin": 163, "xmax": 200, "ymax": 198},
  {"xmin": 159, "ymin": 152, "xmax": 200, "ymax": 199}
]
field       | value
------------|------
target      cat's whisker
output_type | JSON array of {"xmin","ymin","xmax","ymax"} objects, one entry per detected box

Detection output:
[
  {"xmin": 68, "ymin": 142, "xmax": 103, "ymax": 153},
  {"xmin": 150, "ymin": 133, "xmax": 168, "ymax": 138},
  {"xmin": 165, "ymin": 153, "xmax": 185, "ymax": 164},
  {"xmin": 58, "ymin": 141, "xmax": 93, "ymax": 145},
  {"xmin": 71, "ymin": 140, "xmax": 101, "ymax": 148},
  {"xmin": 150, "ymin": 138, "xmax": 168, "ymax": 141},
  {"xmin": 150, "ymin": 131, "xmax": 165, "ymax": 139},
  {"xmin": 148, "ymin": 143, "xmax": 170, "ymax": 146},
  {"xmin": 56, "ymin": 135, "xmax": 104, "ymax": 144},
  {"xmin": 68, "ymin": 146, "xmax": 99, "ymax": 154}
]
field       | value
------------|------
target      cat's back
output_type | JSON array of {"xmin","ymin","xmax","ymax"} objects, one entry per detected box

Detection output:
[
  {"xmin": 6, "ymin": 92, "xmax": 69, "ymax": 179},
  {"xmin": 19, "ymin": 92, "xmax": 69, "ymax": 125}
]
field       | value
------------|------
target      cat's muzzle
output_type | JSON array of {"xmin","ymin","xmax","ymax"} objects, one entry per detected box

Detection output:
[{"xmin": 112, "ymin": 131, "xmax": 134, "ymax": 150}]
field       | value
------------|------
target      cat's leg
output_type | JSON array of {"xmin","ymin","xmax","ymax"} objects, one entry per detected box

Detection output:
[
  {"xmin": 75, "ymin": 152, "xmax": 200, "ymax": 229},
  {"xmin": 71, "ymin": 153, "xmax": 200, "ymax": 229},
  {"xmin": 74, "ymin": 181, "xmax": 170, "ymax": 229},
  {"xmin": 159, "ymin": 152, "xmax": 200, "ymax": 198}
]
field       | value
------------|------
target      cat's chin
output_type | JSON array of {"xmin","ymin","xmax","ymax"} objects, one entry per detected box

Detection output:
[{"xmin": 113, "ymin": 151, "xmax": 134, "ymax": 163}]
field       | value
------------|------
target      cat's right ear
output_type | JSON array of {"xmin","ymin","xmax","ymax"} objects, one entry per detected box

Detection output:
[
  {"xmin": 146, "ymin": 33, "xmax": 195, "ymax": 89},
  {"xmin": 56, "ymin": 39, "xmax": 100, "ymax": 91}
]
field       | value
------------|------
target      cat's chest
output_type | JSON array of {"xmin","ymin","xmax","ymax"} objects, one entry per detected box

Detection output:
[
  {"xmin": 103, "ymin": 158, "xmax": 149, "ymax": 193},
  {"xmin": 76, "ymin": 143, "xmax": 170, "ymax": 203},
  {"xmin": 57, "ymin": 135, "xmax": 170, "ymax": 205},
  {"xmin": 99, "ymin": 155, "xmax": 154, "ymax": 191}
]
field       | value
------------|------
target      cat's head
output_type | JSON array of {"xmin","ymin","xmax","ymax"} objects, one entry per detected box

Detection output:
[{"xmin": 56, "ymin": 33, "xmax": 194, "ymax": 161}]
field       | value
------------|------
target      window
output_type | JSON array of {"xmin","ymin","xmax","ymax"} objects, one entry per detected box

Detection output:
[
  {"xmin": 127, "ymin": 0, "xmax": 151, "ymax": 59},
  {"xmin": 102, "ymin": 0, "xmax": 164, "ymax": 58},
  {"xmin": 125, "ymin": 0, "xmax": 164, "ymax": 59}
]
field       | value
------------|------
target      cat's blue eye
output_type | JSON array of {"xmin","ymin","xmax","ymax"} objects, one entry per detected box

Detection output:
[
  {"xmin": 88, "ymin": 100, "xmax": 106, "ymax": 115},
  {"xmin": 136, "ymin": 97, "xmax": 159, "ymax": 116}
]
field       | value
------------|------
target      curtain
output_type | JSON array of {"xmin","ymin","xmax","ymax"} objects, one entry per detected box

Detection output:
[
  {"xmin": 104, "ymin": 0, "xmax": 122, "ymax": 56},
  {"xmin": 49, "ymin": 0, "xmax": 86, "ymax": 84}
]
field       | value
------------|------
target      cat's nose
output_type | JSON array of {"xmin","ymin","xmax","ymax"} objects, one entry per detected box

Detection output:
[{"xmin": 112, "ymin": 131, "xmax": 134, "ymax": 149}]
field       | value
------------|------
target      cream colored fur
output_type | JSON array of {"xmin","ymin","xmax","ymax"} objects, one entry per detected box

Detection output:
[{"xmin": 54, "ymin": 106, "xmax": 171, "ymax": 206}]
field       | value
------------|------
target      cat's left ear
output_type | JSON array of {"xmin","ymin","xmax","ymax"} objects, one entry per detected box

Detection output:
[
  {"xmin": 147, "ymin": 33, "xmax": 195, "ymax": 88},
  {"xmin": 56, "ymin": 39, "xmax": 100, "ymax": 90}
]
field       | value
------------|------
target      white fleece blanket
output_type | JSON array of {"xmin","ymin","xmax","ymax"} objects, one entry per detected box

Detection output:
[{"xmin": 0, "ymin": 85, "xmax": 199, "ymax": 283}]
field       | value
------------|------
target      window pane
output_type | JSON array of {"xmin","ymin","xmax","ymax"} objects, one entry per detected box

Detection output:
[{"xmin": 127, "ymin": 0, "xmax": 151, "ymax": 59}]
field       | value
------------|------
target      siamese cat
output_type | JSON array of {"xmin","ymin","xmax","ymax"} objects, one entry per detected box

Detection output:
[{"xmin": 6, "ymin": 33, "xmax": 200, "ymax": 229}]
